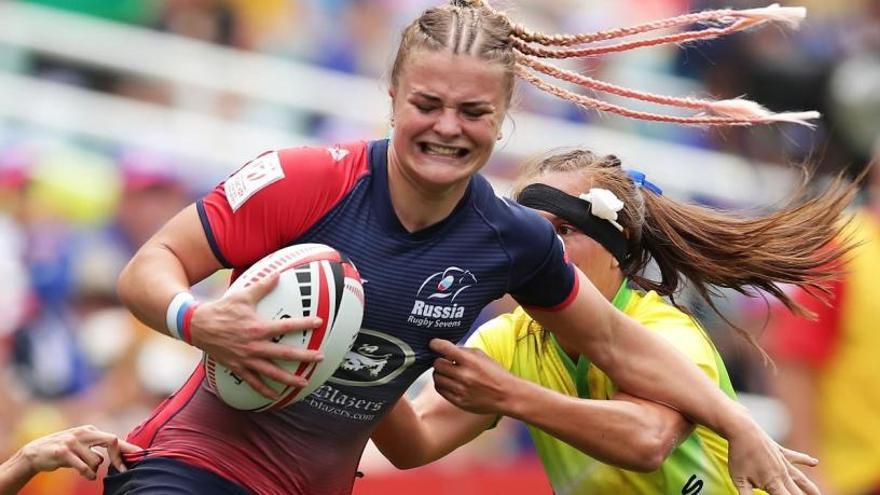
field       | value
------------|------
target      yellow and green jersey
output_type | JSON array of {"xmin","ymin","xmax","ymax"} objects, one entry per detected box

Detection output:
[{"xmin": 466, "ymin": 283, "xmax": 743, "ymax": 495}]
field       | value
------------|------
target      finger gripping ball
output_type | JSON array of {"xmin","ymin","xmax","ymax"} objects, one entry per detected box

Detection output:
[{"xmin": 204, "ymin": 244, "xmax": 364, "ymax": 411}]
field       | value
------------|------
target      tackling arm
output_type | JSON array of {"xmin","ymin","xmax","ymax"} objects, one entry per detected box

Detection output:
[
  {"xmin": 427, "ymin": 340, "xmax": 692, "ymax": 472},
  {"xmin": 372, "ymin": 385, "xmax": 495, "ymax": 469},
  {"xmin": 525, "ymin": 269, "xmax": 749, "ymax": 436}
]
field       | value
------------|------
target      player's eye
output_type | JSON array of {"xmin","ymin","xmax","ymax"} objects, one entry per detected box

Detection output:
[
  {"xmin": 414, "ymin": 103, "xmax": 438, "ymax": 113},
  {"xmin": 462, "ymin": 108, "xmax": 489, "ymax": 119},
  {"xmin": 555, "ymin": 223, "xmax": 578, "ymax": 236}
]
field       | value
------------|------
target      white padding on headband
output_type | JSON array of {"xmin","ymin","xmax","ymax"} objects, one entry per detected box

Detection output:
[{"xmin": 579, "ymin": 188, "xmax": 624, "ymax": 232}]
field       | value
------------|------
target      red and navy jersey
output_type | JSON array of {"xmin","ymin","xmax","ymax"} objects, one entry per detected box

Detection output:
[{"xmin": 127, "ymin": 139, "xmax": 577, "ymax": 495}]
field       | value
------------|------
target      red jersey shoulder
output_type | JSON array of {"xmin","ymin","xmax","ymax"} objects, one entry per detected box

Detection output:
[
  {"xmin": 224, "ymin": 142, "xmax": 370, "ymax": 212},
  {"xmin": 277, "ymin": 142, "xmax": 370, "ymax": 184},
  {"xmin": 200, "ymin": 141, "xmax": 372, "ymax": 268}
]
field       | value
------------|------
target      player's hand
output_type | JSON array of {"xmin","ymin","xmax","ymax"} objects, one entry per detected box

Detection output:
[
  {"xmin": 429, "ymin": 338, "xmax": 519, "ymax": 415},
  {"xmin": 189, "ymin": 273, "xmax": 324, "ymax": 399},
  {"xmin": 19, "ymin": 425, "xmax": 142, "ymax": 480},
  {"xmin": 725, "ymin": 415, "xmax": 821, "ymax": 495}
]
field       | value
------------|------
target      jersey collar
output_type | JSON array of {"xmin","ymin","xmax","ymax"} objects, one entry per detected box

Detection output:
[
  {"xmin": 610, "ymin": 279, "xmax": 633, "ymax": 312},
  {"xmin": 549, "ymin": 279, "xmax": 632, "ymax": 399}
]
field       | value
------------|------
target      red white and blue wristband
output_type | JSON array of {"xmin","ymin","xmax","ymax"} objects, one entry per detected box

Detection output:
[{"xmin": 166, "ymin": 291, "xmax": 199, "ymax": 344}]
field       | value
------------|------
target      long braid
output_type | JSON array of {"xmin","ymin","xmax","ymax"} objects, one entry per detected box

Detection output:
[
  {"xmin": 515, "ymin": 66, "xmax": 820, "ymax": 126},
  {"xmin": 516, "ymin": 53, "xmax": 817, "ymax": 122},
  {"xmin": 462, "ymin": 7, "xmax": 481, "ymax": 54},
  {"xmin": 509, "ymin": 4, "xmax": 805, "ymax": 47},
  {"xmin": 510, "ymin": 19, "xmax": 758, "ymax": 59},
  {"xmin": 500, "ymin": 4, "xmax": 818, "ymax": 126},
  {"xmin": 450, "ymin": 8, "xmax": 463, "ymax": 53}
]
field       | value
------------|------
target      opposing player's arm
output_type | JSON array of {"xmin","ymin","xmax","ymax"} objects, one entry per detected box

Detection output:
[
  {"xmin": 514, "ymin": 385, "xmax": 692, "ymax": 471},
  {"xmin": 372, "ymin": 386, "xmax": 495, "ymax": 469},
  {"xmin": 427, "ymin": 339, "xmax": 691, "ymax": 472},
  {"xmin": 0, "ymin": 425, "xmax": 141, "ymax": 495},
  {"xmin": 525, "ymin": 269, "xmax": 746, "ymax": 436}
]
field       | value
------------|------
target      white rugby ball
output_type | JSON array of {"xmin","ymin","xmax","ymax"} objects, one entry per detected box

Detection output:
[{"xmin": 204, "ymin": 243, "xmax": 364, "ymax": 412}]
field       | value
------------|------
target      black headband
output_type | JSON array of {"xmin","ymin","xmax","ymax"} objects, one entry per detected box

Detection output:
[{"xmin": 517, "ymin": 183, "xmax": 629, "ymax": 264}]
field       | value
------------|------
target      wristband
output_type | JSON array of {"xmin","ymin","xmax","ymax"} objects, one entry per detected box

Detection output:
[{"xmin": 166, "ymin": 291, "xmax": 198, "ymax": 344}]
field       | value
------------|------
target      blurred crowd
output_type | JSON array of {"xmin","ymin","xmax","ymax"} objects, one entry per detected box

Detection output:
[{"xmin": 0, "ymin": 0, "xmax": 878, "ymax": 494}]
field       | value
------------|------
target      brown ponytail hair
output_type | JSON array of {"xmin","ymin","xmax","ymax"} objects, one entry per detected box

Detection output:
[
  {"xmin": 390, "ymin": 1, "xmax": 819, "ymax": 125},
  {"xmin": 513, "ymin": 149, "xmax": 859, "ymax": 352}
]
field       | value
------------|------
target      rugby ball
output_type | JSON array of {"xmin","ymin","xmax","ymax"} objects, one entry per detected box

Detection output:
[{"xmin": 204, "ymin": 244, "xmax": 364, "ymax": 412}]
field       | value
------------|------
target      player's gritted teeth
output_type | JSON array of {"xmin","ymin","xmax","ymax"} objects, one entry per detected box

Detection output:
[{"xmin": 419, "ymin": 142, "xmax": 469, "ymax": 158}]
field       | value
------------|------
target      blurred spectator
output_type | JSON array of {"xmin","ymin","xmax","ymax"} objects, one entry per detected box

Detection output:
[
  {"xmin": 73, "ymin": 149, "xmax": 189, "ymax": 306},
  {"xmin": 69, "ymin": 148, "xmax": 201, "ymax": 425},
  {"xmin": 157, "ymin": 0, "xmax": 249, "ymax": 49},
  {"xmin": 309, "ymin": 0, "xmax": 395, "ymax": 77},
  {"xmin": 9, "ymin": 145, "xmax": 121, "ymax": 400},
  {"xmin": 0, "ymin": 148, "xmax": 29, "ymax": 339},
  {"xmin": 19, "ymin": 0, "xmax": 160, "ymax": 98},
  {"xmin": 764, "ymin": 149, "xmax": 880, "ymax": 495},
  {"xmin": 827, "ymin": 0, "xmax": 880, "ymax": 168},
  {"xmin": 0, "ymin": 142, "xmax": 201, "ymax": 495}
]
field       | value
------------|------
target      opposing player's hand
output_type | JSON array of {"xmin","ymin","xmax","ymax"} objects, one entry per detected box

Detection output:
[
  {"xmin": 189, "ymin": 273, "xmax": 324, "ymax": 399},
  {"xmin": 725, "ymin": 415, "xmax": 821, "ymax": 495},
  {"xmin": 429, "ymin": 338, "xmax": 519, "ymax": 415},
  {"xmin": 18, "ymin": 425, "xmax": 142, "ymax": 480}
]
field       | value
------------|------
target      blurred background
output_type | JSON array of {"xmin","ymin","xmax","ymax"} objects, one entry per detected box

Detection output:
[{"xmin": 0, "ymin": 0, "xmax": 878, "ymax": 494}]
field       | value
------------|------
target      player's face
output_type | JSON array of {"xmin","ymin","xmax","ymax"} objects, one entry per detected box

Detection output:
[
  {"xmin": 528, "ymin": 171, "xmax": 623, "ymax": 301},
  {"xmin": 389, "ymin": 50, "xmax": 508, "ymax": 193}
]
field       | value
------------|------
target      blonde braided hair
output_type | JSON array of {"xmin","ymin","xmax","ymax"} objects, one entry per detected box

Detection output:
[{"xmin": 390, "ymin": 2, "xmax": 818, "ymax": 126}]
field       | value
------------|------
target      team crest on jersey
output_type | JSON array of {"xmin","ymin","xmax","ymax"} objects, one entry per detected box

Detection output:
[
  {"xmin": 408, "ymin": 267, "xmax": 476, "ymax": 329},
  {"xmin": 326, "ymin": 146, "xmax": 350, "ymax": 162},
  {"xmin": 328, "ymin": 329, "xmax": 415, "ymax": 387},
  {"xmin": 225, "ymin": 151, "xmax": 285, "ymax": 212}
]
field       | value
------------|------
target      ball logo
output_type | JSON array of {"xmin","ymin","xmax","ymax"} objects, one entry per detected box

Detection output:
[
  {"xmin": 437, "ymin": 276, "xmax": 453, "ymax": 292},
  {"xmin": 328, "ymin": 329, "xmax": 415, "ymax": 387}
]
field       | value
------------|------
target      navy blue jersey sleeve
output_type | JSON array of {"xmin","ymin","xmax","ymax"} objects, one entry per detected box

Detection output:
[
  {"xmin": 505, "ymin": 207, "xmax": 577, "ymax": 309},
  {"xmin": 474, "ymin": 185, "xmax": 577, "ymax": 310}
]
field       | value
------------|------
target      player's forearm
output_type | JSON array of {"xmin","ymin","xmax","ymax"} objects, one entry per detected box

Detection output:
[
  {"xmin": 118, "ymin": 205, "xmax": 221, "ymax": 337},
  {"xmin": 0, "ymin": 450, "xmax": 36, "ymax": 495},
  {"xmin": 373, "ymin": 393, "xmax": 494, "ymax": 469},
  {"xmin": 118, "ymin": 242, "xmax": 193, "ymax": 335},
  {"xmin": 595, "ymin": 311, "xmax": 750, "ymax": 438},
  {"xmin": 533, "ymin": 294, "xmax": 754, "ymax": 439},
  {"xmin": 502, "ymin": 380, "xmax": 684, "ymax": 472},
  {"xmin": 532, "ymin": 275, "xmax": 750, "ymax": 438},
  {"xmin": 372, "ymin": 399, "xmax": 439, "ymax": 469}
]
